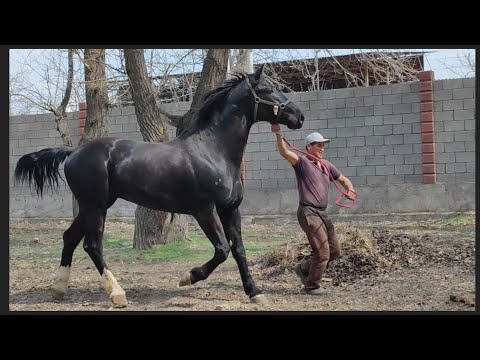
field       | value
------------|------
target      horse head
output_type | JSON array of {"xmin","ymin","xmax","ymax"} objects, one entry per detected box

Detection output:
[{"xmin": 245, "ymin": 64, "xmax": 304, "ymax": 130}]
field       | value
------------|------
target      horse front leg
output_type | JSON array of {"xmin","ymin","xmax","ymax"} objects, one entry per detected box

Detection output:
[
  {"xmin": 219, "ymin": 207, "xmax": 267, "ymax": 305},
  {"xmin": 178, "ymin": 207, "xmax": 230, "ymax": 287}
]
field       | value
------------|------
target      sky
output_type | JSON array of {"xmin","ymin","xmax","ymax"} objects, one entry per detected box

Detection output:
[
  {"xmin": 9, "ymin": 48, "xmax": 475, "ymax": 79},
  {"xmin": 405, "ymin": 48, "xmax": 474, "ymax": 79},
  {"xmin": 8, "ymin": 48, "xmax": 475, "ymax": 115},
  {"xmin": 251, "ymin": 48, "xmax": 475, "ymax": 79}
]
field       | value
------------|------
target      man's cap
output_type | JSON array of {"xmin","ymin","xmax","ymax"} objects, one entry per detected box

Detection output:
[{"xmin": 305, "ymin": 132, "xmax": 331, "ymax": 145}]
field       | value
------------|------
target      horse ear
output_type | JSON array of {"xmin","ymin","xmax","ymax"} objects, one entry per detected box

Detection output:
[{"xmin": 254, "ymin": 64, "xmax": 265, "ymax": 81}]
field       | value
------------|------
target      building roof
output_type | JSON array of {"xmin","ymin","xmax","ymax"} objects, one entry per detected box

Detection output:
[{"xmin": 261, "ymin": 51, "xmax": 425, "ymax": 91}]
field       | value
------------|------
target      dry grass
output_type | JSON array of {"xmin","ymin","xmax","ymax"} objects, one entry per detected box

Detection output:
[{"xmin": 256, "ymin": 222, "xmax": 384, "ymax": 268}]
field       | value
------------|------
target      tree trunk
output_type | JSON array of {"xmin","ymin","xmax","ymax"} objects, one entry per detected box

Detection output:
[
  {"xmin": 133, "ymin": 207, "xmax": 188, "ymax": 249},
  {"xmin": 47, "ymin": 49, "xmax": 76, "ymax": 218},
  {"xmin": 73, "ymin": 49, "xmax": 109, "ymax": 218},
  {"xmin": 54, "ymin": 49, "xmax": 74, "ymax": 148},
  {"xmin": 230, "ymin": 49, "xmax": 253, "ymax": 190},
  {"xmin": 176, "ymin": 49, "xmax": 230, "ymax": 135},
  {"xmin": 232, "ymin": 49, "xmax": 253, "ymax": 73},
  {"xmin": 79, "ymin": 49, "xmax": 109, "ymax": 146},
  {"xmin": 124, "ymin": 49, "xmax": 187, "ymax": 249}
]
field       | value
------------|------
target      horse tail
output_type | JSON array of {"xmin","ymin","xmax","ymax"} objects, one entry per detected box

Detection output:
[{"xmin": 14, "ymin": 147, "xmax": 74, "ymax": 197}]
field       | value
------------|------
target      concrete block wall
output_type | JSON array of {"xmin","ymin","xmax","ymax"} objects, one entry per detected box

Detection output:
[
  {"xmin": 245, "ymin": 83, "xmax": 426, "ymax": 189},
  {"xmin": 433, "ymin": 78, "xmax": 475, "ymax": 184},
  {"xmin": 9, "ymin": 76, "xmax": 475, "ymax": 217}
]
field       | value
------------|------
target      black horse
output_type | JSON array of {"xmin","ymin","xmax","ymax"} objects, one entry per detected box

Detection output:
[{"xmin": 14, "ymin": 65, "xmax": 304, "ymax": 307}]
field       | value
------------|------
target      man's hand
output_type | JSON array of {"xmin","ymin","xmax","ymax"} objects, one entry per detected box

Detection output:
[
  {"xmin": 346, "ymin": 189, "xmax": 357, "ymax": 201},
  {"xmin": 271, "ymin": 123, "xmax": 299, "ymax": 166},
  {"xmin": 271, "ymin": 124, "xmax": 281, "ymax": 134}
]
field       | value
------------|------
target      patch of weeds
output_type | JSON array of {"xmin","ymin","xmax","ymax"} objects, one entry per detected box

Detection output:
[
  {"xmin": 103, "ymin": 231, "xmax": 275, "ymax": 263},
  {"xmin": 441, "ymin": 214, "xmax": 475, "ymax": 226}
]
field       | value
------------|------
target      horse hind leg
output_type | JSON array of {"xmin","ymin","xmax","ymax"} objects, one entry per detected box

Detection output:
[
  {"xmin": 82, "ymin": 208, "xmax": 127, "ymax": 307},
  {"xmin": 178, "ymin": 207, "xmax": 230, "ymax": 287},
  {"xmin": 51, "ymin": 213, "xmax": 85, "ymax": 300}
]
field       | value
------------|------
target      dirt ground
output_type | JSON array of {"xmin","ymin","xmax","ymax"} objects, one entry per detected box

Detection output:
[{"xmin": 9, "ymin": 214, "xmax": 475, "ymax": 312}]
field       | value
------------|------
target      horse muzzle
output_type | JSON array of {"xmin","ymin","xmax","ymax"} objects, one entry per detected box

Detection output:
[{"xmin": 285, "ymin": 113, "xmax": 304, "ymax": 129}]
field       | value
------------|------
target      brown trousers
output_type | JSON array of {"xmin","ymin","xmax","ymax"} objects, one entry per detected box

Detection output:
[{"xmin": 297, "ymin": 205, "xmax": 341, "ymax": 290}]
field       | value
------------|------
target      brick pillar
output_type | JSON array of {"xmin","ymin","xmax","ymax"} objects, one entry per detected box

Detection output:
[
  {"xmin": 418, "ymin": 71, "xmax": 436, "ymax": 184},
  {"xmin": 79, "ymin": 102, "xmax": 87, "ymax": 136}
]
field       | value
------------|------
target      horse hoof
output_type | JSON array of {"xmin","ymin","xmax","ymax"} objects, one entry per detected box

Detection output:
[
  {"xmin": 51, "ymin": 288, "xmax": 65, "ymax": 300},
  {"xmin": 110, "ymin": 291, "xmax": 128, "ymax": 308},
  {"xmin": 178, "ymin": 272, "xmax": 192, "ymax": 287},
  {"xmin": 250, "ymin": 294, "xmax": 269, "ymax": 305}
]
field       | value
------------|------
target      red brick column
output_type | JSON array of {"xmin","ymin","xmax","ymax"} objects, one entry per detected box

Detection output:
[
  {"xmin": 241, "ymin": 157, "xmax": 246, "ymax": 189},
  {"xmin": 418, "ymin": 71, "xmax": 436, "ymax": 184},
  {"xmin": 79, "ymin": 102, "xmax": 87, "ymax": 136}
]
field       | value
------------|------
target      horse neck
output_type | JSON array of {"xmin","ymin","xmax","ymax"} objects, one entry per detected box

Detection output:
[{"xmin": 203, "ymin": 106, "xmax": 253, "ymax": 167}]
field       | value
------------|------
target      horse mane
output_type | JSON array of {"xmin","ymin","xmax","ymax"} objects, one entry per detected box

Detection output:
[{"xmin": 196, "ymin": 72, "xmax": 247, "ymax": 126}]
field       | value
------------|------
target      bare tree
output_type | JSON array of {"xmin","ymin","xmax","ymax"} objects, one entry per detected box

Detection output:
[
  {"xmin": 254, "ymin": 49, "xmax": 424, "ymax": 91},
  {"xmin": 229, "ymin": 49, "xmax": 254, "ymax": 73},
  {"xmin": 9, "ymin": 48, "xmax": 433, "ymax": 119},
  {"xmin": 79, "ymin": 49, "xmax": 109, "ymax": 145},
  {"xmin": 435, "ymin": 49, "xmax": 475, "ymax": 78},
  {"xmin": 123, "ymin": 49, "xmax": 229, "ymax": 249},
  {"xmin": 176, "ymin": 48, "xmax": 229, "ymax": 135},
  {"xmin": 9, "ymin": 72, "xmax": 25, "ymax": 116},
  {"xmin": 9, "ymin": 49, "xmax": 81, "ymax": 219},
  {"xmin": 124, "ymin": 49, "xmax": 188, "ymax": 249},
  {"xmin": 9, "ymin": 49, "xmax": 80, "ymax": 145},
  {"xmin": 53, "ymin": 49, "xmax": 75, "ymax": 147},
  {"xmin": 111, "ymin": 49, "xmax": 207, "ymax": 109},
  {"xmin": 228, "ymin": 49, "xmax": 253, "ymax": 189},
  {"xmin": 457, "ymin": 49, "xmax": 475, "ymax": 77},
  {"xmin": 72, "ymin": 49, "xmax": 110, "ymax": 217}
]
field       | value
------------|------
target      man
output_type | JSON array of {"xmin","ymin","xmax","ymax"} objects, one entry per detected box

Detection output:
[{"xmin": 271, "ymin": 124, "xmax": 357, "ymax": 295}]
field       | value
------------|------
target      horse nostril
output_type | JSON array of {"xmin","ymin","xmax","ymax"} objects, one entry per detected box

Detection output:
[{"xmin": 300, "ymin": 114, "xmax": 305, "ymax": 123}]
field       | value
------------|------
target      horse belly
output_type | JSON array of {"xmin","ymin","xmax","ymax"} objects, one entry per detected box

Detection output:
[
  {"xmin": 113, "ymin": 177, "xmax": 204, "ymax": 214},
  {"xmin": 215, "ymin": 181, "xmax": 243, "ymax": 208}
]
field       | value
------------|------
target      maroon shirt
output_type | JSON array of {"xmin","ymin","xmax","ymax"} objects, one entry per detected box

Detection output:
[{"xmin": 293, "ymin": 155, "xmax": 342, "ymax": 209}]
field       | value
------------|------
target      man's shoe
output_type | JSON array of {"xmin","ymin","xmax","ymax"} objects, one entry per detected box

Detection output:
[
  {"xmin": 303, "ymin": 286, "xmax": 330, "ymax": 295},
  {"xmin": 294, "ymin": 263, "xmax": 308, "ymax": 286}
]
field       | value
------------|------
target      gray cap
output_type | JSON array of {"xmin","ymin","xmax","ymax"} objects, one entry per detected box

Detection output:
[{"xmin": 305, "ymin": 132, "xmax": 331, "ymax": 145}]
